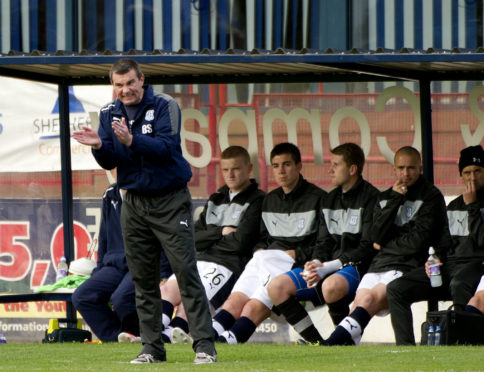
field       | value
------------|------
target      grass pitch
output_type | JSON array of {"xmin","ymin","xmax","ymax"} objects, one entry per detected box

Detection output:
[{"xmin": 1, "ymin": 342, "xmax": 484, "ymax": 371}]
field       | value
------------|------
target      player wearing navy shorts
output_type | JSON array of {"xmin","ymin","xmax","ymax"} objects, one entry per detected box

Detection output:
[{"xmin": 267, "ymin": 143, "xmax": 379, "ymax": 344}]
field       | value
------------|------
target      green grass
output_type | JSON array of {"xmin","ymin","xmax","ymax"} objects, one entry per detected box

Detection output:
[{"xmin": 1, "ymin": 343, "xmax": 484, "ymax": 371}]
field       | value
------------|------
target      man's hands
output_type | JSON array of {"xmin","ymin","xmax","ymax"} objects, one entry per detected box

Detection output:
[
  {"xmin": 463, "ymin": 179, "xmax": 477, "ymax": 205},
  {"xmin": 72, "ymin": 117, "xmax": 132, "ymax": 149},
  {"xmin": 72, "ymin": 126, "xmax": 102, "ymax": 150},
  {"xmin": 222, "ymin": 226, "xmax": 237, "ymax": 236},
  {"xmin": 425, "ymin": 258, "xmax": 443, "ymax": 278},
  {"xmin": 392, "ymin": 179, "xmax": 408, "ymax": 195},
  {"xmin": 302, "ymin": 260, "xmax": 323, "ymax": 288},
  {"xmin": 112, "ymin": 117, "xmax": 133, "ymax": 147}
]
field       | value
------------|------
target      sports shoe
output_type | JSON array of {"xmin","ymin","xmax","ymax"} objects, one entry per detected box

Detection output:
[
  {"xmin": 295, "ymin": 338, "xmax": 321, "ymax": 346},
  {"xmin": 172, "ymin": 327, "xmax": 193, "ymax": 344},
  {"xmin": 118, "ymin": 332, "xmax": 141, "ymax": 343},
  {"xmin": 295, "ymin": 338, "xmax": 308, "ymax": 345},
  {"xmin": 193, "ymin": 352, "xmax": 217, "ymax": 364},
  {"xmin": 130, "ymin": 353, "xmax": 165, "ymax": 364}
]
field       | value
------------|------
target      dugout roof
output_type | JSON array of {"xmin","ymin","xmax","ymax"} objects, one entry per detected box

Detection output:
[{"xmin": 0, "ymin": 48, "xmax": 484, "ymax": 84}]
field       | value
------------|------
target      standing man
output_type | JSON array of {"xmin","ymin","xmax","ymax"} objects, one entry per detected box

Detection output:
[
  {"xmin": 387, "ymin": 144, "xmax": 484, "ymax": 345},
  {"xmin": 160, "ymin": 145, "xmax": 265, "ymax": 343},
  {"xmin": 267, "ymin": 143, "xmax": 379, "ymax": 344},
  {"xmin": 212, "ymin": 142, "xmax": 326, "ymax": 344},
  {"xmin": 72, "ymin": 59, "xmax": 216, "ymax": 364},
  {"xmin": 322, "ymin": 146, "xmax": 448, "ymax": 346}
]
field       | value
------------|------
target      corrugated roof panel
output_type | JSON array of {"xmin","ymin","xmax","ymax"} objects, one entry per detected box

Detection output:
[{"xmin": 0, "ymin": 49, "xmax": 483, "ymax": 84}]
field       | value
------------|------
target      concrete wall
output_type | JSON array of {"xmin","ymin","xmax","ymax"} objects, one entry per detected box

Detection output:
[
  {"xmin": 293, "ymin": 301, "xmax": 453, "ymax": 345},
  {"xmin": 249, "ymin": 300, "xmax": 453, "ymax": 345}
]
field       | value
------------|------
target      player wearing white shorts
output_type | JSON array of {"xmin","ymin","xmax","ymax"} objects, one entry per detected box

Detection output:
[
  {"xmin": 467, "ymin": 275, "xmax": 484, "ymax": 315},
  {"xmin": 159, "ymin": 146, "xmax": 265, "ymax": 343},
  {"xmin": 212, "ymin": 142, "xmax": 326, "ymax": 344},
  {"xmin": 323, "ymin": 146, "xmax": 448, "ymax": 346}
]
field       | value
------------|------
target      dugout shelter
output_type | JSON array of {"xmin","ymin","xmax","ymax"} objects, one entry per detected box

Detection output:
[{"xmin": 0, "ymin": 47, "xmax": 483, "ymax": 324}]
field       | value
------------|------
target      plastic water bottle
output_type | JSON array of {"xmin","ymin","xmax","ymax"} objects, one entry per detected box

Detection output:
[
  {"xmin": 427, "ymin": 325, "xmax": 435, "ymax": 345},
  {"xmin": 0, "ymin": 333, "xmax": 6, "ymax": 344},
  {"xmin": 427, "ymin": 247, "xmax": 442, "ymax": 288},
  {"xmin": 434, "ymin": 326, "xmax": 441, "ymax": 345},
  {"xmin": 56, "ymin": 256, "xmax": 68, "ymax": 282}
]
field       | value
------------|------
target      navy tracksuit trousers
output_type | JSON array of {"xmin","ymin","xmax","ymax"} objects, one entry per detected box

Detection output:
[{"xmin": 72, "ymin": 266, "xmax": 138, "ymax": 341}]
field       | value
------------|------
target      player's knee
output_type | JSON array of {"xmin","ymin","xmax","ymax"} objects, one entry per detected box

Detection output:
[
  {"xmin": 469, "ymin": 291, "xmax": 484, "ymax": 311},
  {"xmin": 222, "ymin": 292, "xmax": 248, "ymax": 317},
  {"xmin": 267, "ymin": 275, "xmax": 293, "ymax": 300},
  {"xmin": 354, "ymin": 292, "xmax": 375, "ymax": 310},
  {"xmin": 322, "ymin": 286, "xmax": 339, "ymax": 303},
  {"xmin": 160, "ymin": 280, "xmax": 181, "ymax": 303},
  {"xmin": 322, "ymin": 276, "xmax": 346, "ymax": 303},
  {"xmin": 242, "ymin": 300, "xmax": 271, "ymax": 321}
]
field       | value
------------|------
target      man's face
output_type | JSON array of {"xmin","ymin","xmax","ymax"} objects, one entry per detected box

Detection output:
[
  {"xmin": 461, "ymin": 165, "xmax": 484, "ymax": 191},
  {"xmin": 328, "ymin": 154, "xmax": 353, "ymax": 188},
  {"xmin": 112, "ymin": 69, "xmax": 145, "ymax": 106},
  {"xmin": 221, "ymin": 157, "xmax": 252, "ymax": 193},
  {"xmin": 393, "ymin": 153, "xmax": 422, "ymax": 187},
  {"xmin": 271, "ymin": 153, "xmax": 302, "ymax": 192}
]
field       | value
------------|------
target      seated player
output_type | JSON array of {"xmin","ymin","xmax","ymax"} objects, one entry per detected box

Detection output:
[
  {"xmin": 159, "ymin": 146, "xmax": 265, "ymax": 343},
  {"xmin": 212, "ymin": 142, "xmax": 326, "ymax": 344},
  {"xmin": 322, "ymin": 146, "xmax": 447, "ymax": 346},
  {"xmin": 268, "ymin": 143, "xmax": 378, "ymax": 344},
  {"xmin": 387, "ymin": 145, "xmax": 484, "ymax": 344}
]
